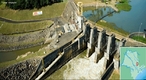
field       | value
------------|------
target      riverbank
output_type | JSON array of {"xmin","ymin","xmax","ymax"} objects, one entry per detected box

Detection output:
[{"xmin": 74, "ymin": 0, "xmax": 118, "ymax": 11}]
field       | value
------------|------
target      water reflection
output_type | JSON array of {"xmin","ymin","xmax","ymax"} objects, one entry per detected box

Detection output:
[{"xmin": 83, "ymin": 7, "xmax": 114, "ymax": 22}]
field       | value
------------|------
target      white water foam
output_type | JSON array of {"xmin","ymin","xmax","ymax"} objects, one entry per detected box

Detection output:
[{"xmin": 63, "ymin": 52, "xmax": 107, "ymax": 79}]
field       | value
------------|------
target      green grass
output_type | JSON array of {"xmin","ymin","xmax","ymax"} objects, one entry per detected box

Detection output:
[
  {"xmin": 109, "ymin": 70, "xmax": 120, "ymax": 80},
  {"xmin": 0, "ymin": 20, "xmax": 53, "ymax": 34},
  {"xmin": 116, "ymin": 0, "xmax": 131, "ymax": 11},
  {"xmin": 0, "ymin": 2, "xmax": 66, "ymax": 20},
  {"xmin": 131, "ymin": 36, "xmax": 146, "ymax": 44},
  {"xmin": 96, "ymin": 21, "xmax": 129, "ymax": 37}
]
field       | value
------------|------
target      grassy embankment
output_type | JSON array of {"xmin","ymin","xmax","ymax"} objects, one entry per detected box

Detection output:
[
  {"xmin": 0, "ymin": 1, "xmax": 66, "ymax": 69},
  {"xmin": 0, "ymin": 2, "xmax": 66, "ymax": 20},
  {"xmin": 131, "ymin": 36, "xmax": 146, "ymax": 44},
  {"xmin": 96, "ymin": 21, "xmax": 129, "ymax": 37},
  {"xmin": 0, "ymin": 1, "xmax": 66, "ymax": 34},
  {"xmin": 0, "ymin": 20, "xmax": 53, "ymax": 34}
]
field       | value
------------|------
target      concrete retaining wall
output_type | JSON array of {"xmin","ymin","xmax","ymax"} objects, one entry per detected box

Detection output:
[
  {"xmin": 30, "ymin": 34, "xmax": 87, "ymax": 79},
  {"xmin": 129, "ymin": 32, "xmax": 146, "ymax": 38}
]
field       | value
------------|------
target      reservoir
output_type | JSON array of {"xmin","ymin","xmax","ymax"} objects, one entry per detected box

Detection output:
[{"xmin": 83, "ymin": 0, "xmax": 146, "ymax": 33}]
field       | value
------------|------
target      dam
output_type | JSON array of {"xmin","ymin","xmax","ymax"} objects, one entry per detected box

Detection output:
[
  {"xmin": 0, "ymin": 0, "xmax": 146, "ymax": 79},
  {"xmin": 29, "ymin": 0, "xmax": 126, "ymax": 78}
]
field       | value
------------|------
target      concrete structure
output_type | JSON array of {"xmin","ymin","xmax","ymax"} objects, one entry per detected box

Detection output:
[
  {"xmin": 77, "ymin": 2, "xmax": 83, "ymax": 16},
  {"xmin": 104, "ymin": 34, "xmax": 116, "ymax": 60},
  {"xmin": 94, "ymin": 30, "xmax": 107, "ymax": 63},
  {"xmin": 129, "ymin": 32, "xmax": 146, "ymax": 39},
  {"xmin": 113, "ymin": 38, "xmax": 126, "ymax": 71},
  {"xmin": 86, "ymin": 27, "xmax": 98, "ymax": 57}
]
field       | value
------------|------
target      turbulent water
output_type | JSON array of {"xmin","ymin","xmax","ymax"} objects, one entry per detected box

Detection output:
[{"xmin": 47, "ymin": 51, "xmax": 107, "ymax": 79}]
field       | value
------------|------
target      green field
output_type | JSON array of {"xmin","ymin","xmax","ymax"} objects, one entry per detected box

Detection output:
[
  {"xmin": 0, "ymin": 2, "xmax": 66, "ymax": 20},
  {"xmin": 131, "ymin": 36, "xmax": 146, "ymax": 44}
]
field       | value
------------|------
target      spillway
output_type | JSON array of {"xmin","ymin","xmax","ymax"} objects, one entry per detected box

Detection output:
[{"xmin": 47, "ymin": 50, "xmax": 107, "ymax": 79}]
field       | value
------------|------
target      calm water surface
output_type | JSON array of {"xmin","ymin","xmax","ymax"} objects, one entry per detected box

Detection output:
[{"xmin": 83, "ymin": 0, "xmax": 146, "ymax": 33}]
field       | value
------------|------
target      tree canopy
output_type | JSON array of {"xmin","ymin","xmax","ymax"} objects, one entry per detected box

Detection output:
[{"xmin": 5, "ymin": 0, "xmax": 63, "ymax": 9}]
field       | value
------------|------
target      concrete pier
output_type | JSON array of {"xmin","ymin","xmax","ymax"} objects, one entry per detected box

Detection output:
[
  {"xmin": 104, "ymin": 34, "xmax": 116, "ymax": 60},
  {"xmin": 113, "ymin": 38, "xmax": 126, "ymax": 71},
  {"xmin": 86, "ymin": 28, "xmax": 98, "ymax": 57},
  {"xmin": 83, "ymin": 24, "xmax": 91, "ymax": 42},
  {"xmin": 104, "ymin": 34, "xmax": 116, "ymax": 68},
  {"xmin": 94, "ymin": 30, "xmax": 106, "ymax": 63}
]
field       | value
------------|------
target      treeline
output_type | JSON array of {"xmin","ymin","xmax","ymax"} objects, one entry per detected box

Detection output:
[{"xmin": 5, "ymin": 0, "xmax": 63, "ymax": 9}]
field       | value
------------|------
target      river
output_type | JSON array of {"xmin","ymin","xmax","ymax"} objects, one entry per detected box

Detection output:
[
  {"xmin": 0, "ymin": 44, "xmax": 47, "ymax": 63},
  {"xmin": 83, "ymin": 0, "xmax": 146, "ymax": 33}
]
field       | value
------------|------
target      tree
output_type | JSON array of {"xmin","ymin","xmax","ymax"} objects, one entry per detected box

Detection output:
[
  {"xmin": 0, "ymin": 0, "xmax": 2, "ymax": 5},
  {"xmin": 5, "ymin": 0, "xmax": 62, "ymax": 9}
]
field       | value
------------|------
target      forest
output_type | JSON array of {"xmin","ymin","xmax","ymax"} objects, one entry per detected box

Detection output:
[{"xmin": 1, "ymin": 0, "xmax": 63, "ymax": 9}]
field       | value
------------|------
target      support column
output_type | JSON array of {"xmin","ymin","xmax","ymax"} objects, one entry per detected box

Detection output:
[
  {"xmin": 117, "ymin": 38, "xmax": 126, "ymax": 53},
  {"xmin": 94, "ymin": 30, "xmax": 107, "ymax": 63},
  {"xmin": 104, "ymin": 34, "xmax": 116, "ymax": 68},
  {"xmin": 86, "ymin": 28, "xmax": 98, "ymax": 57},
  {"xmin": 84, "ymin": 24, "xmax": 91, "ymax": 42},
  {"xmin": 104, "ymin": 34, "xmax": 116, "ymax": 60},
  {"xmin": 114, "ymin": 38, "xmax": 126, "ymax": 72}
]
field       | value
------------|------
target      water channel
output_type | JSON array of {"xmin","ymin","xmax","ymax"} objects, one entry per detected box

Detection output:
[
  {"xmin": 83, "ymin": 0, "xmax": 146, "ymax": 33},
  {"xmin": 0, "ymin": 44, "xmax": 48, "ymax": 63}
]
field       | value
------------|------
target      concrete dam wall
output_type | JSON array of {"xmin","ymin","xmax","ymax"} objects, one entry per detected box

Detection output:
[
  {"xmin": 30, "ymin": 34, "xmax": 87, "ymax": 79},
  {"xmin": 30, "ymin": 20, "xmax": 126, "ymax": 79}
]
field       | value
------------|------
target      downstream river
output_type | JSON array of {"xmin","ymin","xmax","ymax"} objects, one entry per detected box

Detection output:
[
  {"xmin": 83, "ymin": 0, "xmax": 146, "ymax": 33},
  {"xmin": 0, "ymin": 44, "xmax": 47, "ymax": 63}
]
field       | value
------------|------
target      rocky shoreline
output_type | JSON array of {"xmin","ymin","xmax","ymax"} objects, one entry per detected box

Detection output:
[{"xmin": 0, "ymin": 58, "xmax": 41, "ymax": 80}]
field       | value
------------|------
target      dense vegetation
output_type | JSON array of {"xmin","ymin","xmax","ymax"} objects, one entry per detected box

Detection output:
[
  {"xmin": 116, "ymin": 0, "xmax": 131, "ymax": 11},
  {"xmin": 4, "ymin": 0, "xmax": 63, "ymax": 9}
]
